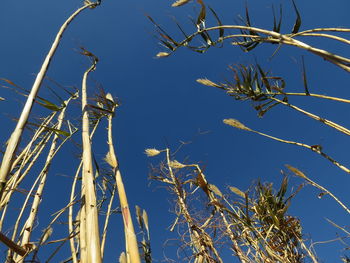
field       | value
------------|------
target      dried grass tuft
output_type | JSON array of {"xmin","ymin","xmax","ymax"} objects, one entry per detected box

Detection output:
[
  {"xmin": 196, "ymin": 78, "xmax": 222, "ymax": 88},
  {"xmin": 223, "ymin": 118, "xmax": 250, "ymax": 131},
  {"xmin": 145, "ymin": 148, "xmax": 161, "ymax": 157}
]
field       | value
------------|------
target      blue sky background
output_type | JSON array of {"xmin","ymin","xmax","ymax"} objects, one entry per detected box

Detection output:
[{"xmin": 1, "ymin": 0, "xmax": 350, "ymax": 262}]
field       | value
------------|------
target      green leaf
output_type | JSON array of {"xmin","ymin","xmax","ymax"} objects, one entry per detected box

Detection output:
[
  {"xmin": 36, "ymin": 97, "xmax": 62, "ymax": 111},
  {"xmin": 52, "ymin": 128, "xmax": 70, "ymax": 137},
  {"xmin": 27, "ymin": 121, "xmax": 70, "ymax": 137}
]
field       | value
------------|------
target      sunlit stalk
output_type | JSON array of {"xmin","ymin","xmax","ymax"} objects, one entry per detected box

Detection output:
[
  {"xmin": 80, "ymin": 53, "xmax": 102, "ymax": 263},
  {"xmin": 0, "ymin": 1, "xmax": 100, "ymax": 200}
]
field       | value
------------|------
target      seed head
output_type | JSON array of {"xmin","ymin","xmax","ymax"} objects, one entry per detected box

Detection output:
[{"xmin": 145, "ymin": 148, "xmax": 161, "ymax": 157}]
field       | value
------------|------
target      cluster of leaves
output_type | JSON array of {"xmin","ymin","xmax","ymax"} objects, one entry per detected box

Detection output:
[
  {"xmin": 197, "ymin": 64, "xmax": 288, "ymax": 117},
  {"xmin": 149, "ymin": 0, "xmax": 301, "ymax": 57},
  {"xmin": 147, "ymin": 148, "xmax": 315, "ymax": 263}
]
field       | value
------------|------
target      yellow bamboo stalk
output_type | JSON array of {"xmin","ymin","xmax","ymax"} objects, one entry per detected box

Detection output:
[
  {"xmin": 223, "ymin": 118, "xmax": 350, "ymax": 175},
  {"xmin": 104, "ymin": 94, "xmax": 141, "ymax": 263},
  {"xmin": 271, "ymin": 97, "xmax": 350, "ymax": 136},
  {"xmin": 80, "ymin": 54, "xmax": 102, "ymax": 263},
  {"xmin": 286, "ymin": 165, "xmax": 350, "ymax": 215},
  {"xmin": 166, "ymin": 24, "xmax": 350, "ymax": 72},
  {"xmin": 0, "ymin": 1, "xmax": 100, "ymax": 200},
  {"xmin": 69, "ymin": 118, "xmax": 101, "ymax": 263},
  {"xmin": 14, "ymin": 96, "xmax": 74, "ymax": 262},
  {"xmin": 165, "ymin": 149, "xmax": 223, "ymax": 263}
]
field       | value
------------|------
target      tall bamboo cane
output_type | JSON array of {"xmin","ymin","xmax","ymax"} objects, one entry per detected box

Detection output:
[
  {"xmin": 104, "ymin": 93, "xmax": 141, "ymax": 263},
  {"xmin": 0, "ymin": 1, "xmax": 101, "ymax": 199},
  {"xmin": 80, "ymin": 52, "xmax": 102, "ymax": 263}
]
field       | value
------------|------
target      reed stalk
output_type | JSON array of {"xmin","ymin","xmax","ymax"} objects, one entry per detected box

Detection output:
[
  {"xmin": 79, "ymin": 52, "xmax": 102, "ymax": 263},
  {"xmin": 104, "ymin": 93, "xmax": 141, "ymax": 263},
  {"xmin": 0, "ymin": 1, "xmax": 100, "ymax": 200}
]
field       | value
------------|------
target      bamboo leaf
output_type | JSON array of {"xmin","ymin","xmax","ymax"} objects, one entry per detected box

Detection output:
[
  {"xmin": 26, "ymin": 121, "xmax": 70, "ymax": 137},
  {"xmin": 256, "ymin": 64, "xmax": 271, "ymax": 91},
  {"xmin": 301, "ymin": 56, "xmax": 310, "ymax": 95},
  {"xmin": 87, "ymin": 104, "xmax": 114, "ymax": 114},
  {"xmin": 196, "ymin": 0, "xmax": 206, "ymax": 29},
  {"xmin": 142, "ymin": 209, "xmax": 150, "ymax": 239},
  {"xmin": 135, "ymin": 205, "xmax": 143, "ymax": 229},
  {"xmin": 244, "ymin": 42, "xmax": 259, "ymax": 52},
  {"xmin": 276, "ymin": 176, "xmax": 288, "ymax": 203},
  {"xmin": 272, "ymin": 4, "xmax": 283, "ymax": 33},
  {"xmin": 0, "ymin": 78, "xmax": 20, "ymax": 88},
  {"xmin": 291, "ymin": 0, "xmax": 301, "ymax": 34},
  {"xmin": 245, "ymin": 4, "xmax": 251, "ymax": 27},
  {"xmin": 37, "ymin": 97, "xmax": 62, "ymax": 111},
  {"xmin": 159, "ymin": 40, "xmax": 174, "ymax": 51},
  {"xmin": 146, "ymin": 15, "xmax": 179, "ymax": 46},
  {"xmin": 208, "ymin": 7, "xmax": 224, "ymax": 41},
  {"xmin": 173, "ymin": 19, "xmax": 190, "ymax": 39}
]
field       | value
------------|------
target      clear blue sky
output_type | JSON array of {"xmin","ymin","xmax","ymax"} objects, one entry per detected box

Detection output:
[{"xmin": 1, "ymin": 0, "xmax": 350, "ymax": 262}]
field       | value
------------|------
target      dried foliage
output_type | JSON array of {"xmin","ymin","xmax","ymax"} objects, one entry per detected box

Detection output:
[
  {"xmin": 151, "ymin": 1, "xmax": 350, "ymax": 72},
  {"xmin": 147, "ymin": 1, "xmax": 350, "ymax": 262},
  {"xmin": 147, "ymin": 148, "xmax": 317, "ymax": 263}
]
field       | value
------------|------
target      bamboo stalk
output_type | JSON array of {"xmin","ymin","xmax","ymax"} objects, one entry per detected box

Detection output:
[
  {"xmin": 165, "ymin": 149, "xmax": 223, "ymax": 263},
  {"xmin": 69, "ymin": 118, "xmax": 101, "ymax": 263},
  {"xmin": 0, "ymin": 1, "xmax": 100, "ymax": 200},
  {"xmin": 271, "ymin": 97, "xmax": 350, "ymax": 136},
  {"xmin": 104, "ymin": 94, "xmax": 141, "ymax": 263},
  {"xmin": 14, "ymin": 96, "xmax": 75, "ymax": 262},
  {"xmin": 223, "ymin": 118, "xmax": 350, "ymax": 175},
  {"xmin": 157, "ymin": 23, "xmax": 350, "ymax": 72},
  {"xmin": 80, "ymin": 53, "xmax": 102, "ymax": 263},
  {"xmin": 286, "ymin": 165, "xmax": 350, "ymax": 215}
]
